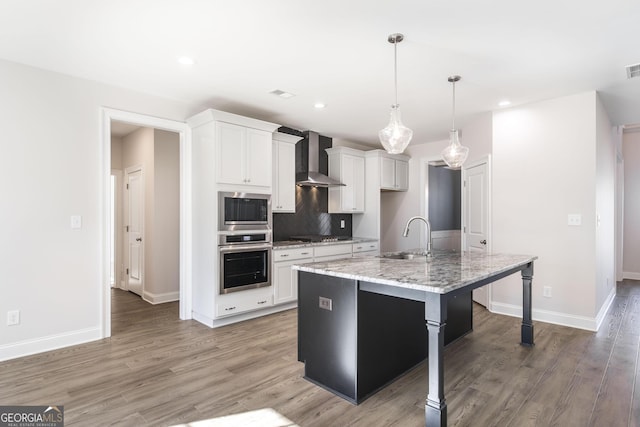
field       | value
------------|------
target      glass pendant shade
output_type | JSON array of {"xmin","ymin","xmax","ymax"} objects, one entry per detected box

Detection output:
[
  {"xmin": 441, "ymin": 130, "xmax": 469, "ymax": 168},
  {"xmin": 380, "ymin": 33, "xmax": 412, "ymax": 154},
  {"xmin": 379, "ymin": 104, "xmax": 413, "ymax": 154},
  {"xmin": 441, "ymin": 75, "xmax": 469, "ymax": 168}
]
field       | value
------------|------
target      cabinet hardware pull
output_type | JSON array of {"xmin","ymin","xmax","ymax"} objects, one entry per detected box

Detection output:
[
  {"xmin": 301, "ymin": 252, "xmax": 310, "ymax": 255},
  {"xmin": 281, "ymin": 254, "xmax": 289, "ymax": 257},
  {"xmin": 225, "ymin": 306, "xmax": 236, "ymax": 311},
  {"xmin": 257, "ymin": 300, "xmax": 267, "ymax": 304}
]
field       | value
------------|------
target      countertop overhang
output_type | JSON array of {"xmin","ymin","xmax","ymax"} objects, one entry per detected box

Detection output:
[{"xmin": 292, "ymin": 250, "xmax": 538, "ymax": 294}]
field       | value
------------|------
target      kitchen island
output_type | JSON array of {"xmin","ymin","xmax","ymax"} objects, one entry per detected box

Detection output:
[{"xmin": 293, "ymin": 250, "xmax": 537, "ymax": 427}]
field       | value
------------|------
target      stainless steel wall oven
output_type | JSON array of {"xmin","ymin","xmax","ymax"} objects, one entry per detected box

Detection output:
[{"xmin": 217, "ymin": 192, "xmax": 272, "ymax": 294}]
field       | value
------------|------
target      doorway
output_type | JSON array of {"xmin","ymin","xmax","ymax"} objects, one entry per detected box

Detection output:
[
  {"xmin": 463, "ymin": 156, "xmax": 492, "ymax": 307},
  {"xmin": 101, "ymin": 108, "xmax": 191, "ymax": 339}
]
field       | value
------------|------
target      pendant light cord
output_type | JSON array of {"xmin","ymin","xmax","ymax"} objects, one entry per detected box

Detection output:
[
  {"xmin": 394, "ymin": 39, "xmax": 398, "ymax": 107},
  {"xmin": 451, "ymin": 80, "xmax": 456, "ymax": 131}
]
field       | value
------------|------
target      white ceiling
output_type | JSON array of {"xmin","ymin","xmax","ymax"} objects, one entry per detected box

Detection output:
[{"xmin": 1, "ymin": 0, "xmax": 639, "ymax": 147}]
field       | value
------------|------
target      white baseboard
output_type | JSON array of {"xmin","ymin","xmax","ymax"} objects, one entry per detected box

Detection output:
[
  {"xmin": 0, "ymin": 327, "xmax": 102, "ymax": 362},
  {"xmin": 192, "ymin": 302, "xmax": 297, "ymax": 329},
  {"xmin": 490, "ymin": 302, "xmax": 601, "ymax": 331},
  {"xmin": 594, "ymin": 288, "xmax": 616, "ymax": 332},
  {"xmin": 143, "ymin": 290, "xmax": 180, "ymax": 304},
  {"xmin": 623, "ymin": 271, "xmax": 640, "ymax": 280}
]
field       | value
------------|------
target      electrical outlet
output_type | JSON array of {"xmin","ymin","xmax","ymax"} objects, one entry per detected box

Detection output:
[
  {"xmin": 340, "ymin": 219, "xmax": 345, "ymax": 229},
  {"xmin": 7, "ymin": 310, "xmax": 20, "ymax": 326},
  {"xmin": 567, "ymin": 214, "xmax": 582, "ymax": 226},
  {"xmin": 70, "ymin": 215, "xmax": 82, "ymax": 229},
  {"xmin": 543, "ymin": 286, "xmax": 552, "ymax": 298}
]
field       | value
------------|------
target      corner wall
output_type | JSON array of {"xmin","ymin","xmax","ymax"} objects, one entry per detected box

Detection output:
[
  {"xmin": 623, "ymin": 130, "xmax": 640, "ymax": 278},
  {"xmin": 0, "ymin": 58, "xmax": 191, "ymax": 361},
  {"xmin": 492, "ymin": 92, "xmax": 601, "ymax": 329}
]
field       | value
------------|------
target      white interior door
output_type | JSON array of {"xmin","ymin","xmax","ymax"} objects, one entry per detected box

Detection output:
[
  {"xmin": 126, "ymin": 167, "xmax": 144, "ymax": 296},
  {"xmin": 463, "ymin": 158, "xmax": 491, "ymax": 307}
]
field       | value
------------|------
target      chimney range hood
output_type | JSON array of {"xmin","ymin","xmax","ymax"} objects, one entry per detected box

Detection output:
[{"xmin": 296, "ymin": 131, "xmax": 345, "ymax": 187}]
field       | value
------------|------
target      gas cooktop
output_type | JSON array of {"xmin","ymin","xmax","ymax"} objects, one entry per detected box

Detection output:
[{"xmin": 290, "ymin": 235, "xmax": 351, "ymax": 243}]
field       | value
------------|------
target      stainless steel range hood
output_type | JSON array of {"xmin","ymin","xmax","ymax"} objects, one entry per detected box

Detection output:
[{"xmin": 296, "ymin": 131, "xmax": 345, "ymax": 187}]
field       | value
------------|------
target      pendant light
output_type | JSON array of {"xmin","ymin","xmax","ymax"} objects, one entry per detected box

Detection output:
[
  {"xmin": 379, "ymin": 33, "xmax": 413, "ymax": 154},
  {"xmin": 441, "ymin": 75, "xmax": 469, "ymax": 168}
]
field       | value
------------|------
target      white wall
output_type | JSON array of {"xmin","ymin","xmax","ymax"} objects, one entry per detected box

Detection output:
[
  {"xmin": 111, "ymin": 136, "xmax": 123, "ymax": 170},
  {"xmin": 623, "ymin": 130, "xmax": 640, "ymax": 278},
  {"xmin": 123, "ymin": 127, "xmax": 155, "ymax": 301},
  {"xmin": 152, "ymin": 129, "xmax": 180, "ymax": 299},
  {"xmin": 121, "ymin": 128, "xmax": 180, "ymax": 302},
  {"xmin": 492, "ymin": 91, "xmax": 612, "ymax": 329},
  {"xmin": 380, "ymin": 112, "xmax": 494, "ymax": 252},
  {"xmin": 0, "ymin": 58, "xmax": 192, "ymax": 361},
  {"xmin": 595, "ymin": 95, "xmax": 616, "ymax": 310}
]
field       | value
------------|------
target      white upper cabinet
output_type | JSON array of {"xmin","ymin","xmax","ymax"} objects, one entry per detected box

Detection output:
[
  {"xmin": 378, "ymin": 151, "xmax": 410, "ymax": 191},
  {"xmin": 216, "ymin": 122, "xmax": 272, "ymax": 187},
  {"xmin": 272, "ymin": 132, "xmax": 301, "ymax": 212},
  {"xmin": 326, "ymin": 147, "xmax": 365, "ymax": 213}
]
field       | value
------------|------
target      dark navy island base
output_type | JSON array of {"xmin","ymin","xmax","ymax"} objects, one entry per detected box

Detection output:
[{"xmin": 294, "ymin": 251, "xmax": 537, "ymax": 427}]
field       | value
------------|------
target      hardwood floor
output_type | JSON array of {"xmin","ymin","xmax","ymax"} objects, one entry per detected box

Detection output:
[{"xmin": 2, "ymin": 282, "xmax": 640, "ymax": 426}]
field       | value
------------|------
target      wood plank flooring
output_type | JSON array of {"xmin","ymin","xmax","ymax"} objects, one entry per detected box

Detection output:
[{"xmin": 2, "ymin": 281, "xmax": 640, "ymax": 426}]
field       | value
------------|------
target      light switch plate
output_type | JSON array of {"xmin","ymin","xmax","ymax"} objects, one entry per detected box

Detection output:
[
  {"xmin": 70, "ymin": 215, "xmax": 82, "ymax": 229},
  {"xmin": 567, "ymin": 214, "xmax": 582, "ymax": 226}
]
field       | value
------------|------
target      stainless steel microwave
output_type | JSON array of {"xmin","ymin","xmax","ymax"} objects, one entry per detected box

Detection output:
[{"xmin": 218, "ymin": 191, "xmax": 271, "ymax": 231}]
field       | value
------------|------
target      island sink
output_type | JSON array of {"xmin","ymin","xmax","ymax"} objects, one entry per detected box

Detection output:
[{"xmin": 379, "ymin": 249, "xmax": 430, "ymax": 260}]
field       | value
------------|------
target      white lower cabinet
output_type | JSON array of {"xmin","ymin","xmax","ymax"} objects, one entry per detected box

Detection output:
[
  {"xmin": 272, "ymin": 241, "xmax": 378, "ymax": 306},
  {"xmin": 352, "ymin": 241, "xmax": 380, "ymax": 257},
  {"xmin": 216, "ymin": 286, "xmax": 273, "ymax": 318},
  {"xmin": 313, "ymin": 243, "xmax": 353, "ymax": 262},
  {"xmin": 272, "ymin": 247, "xmax": 313, "ymax": 305}
]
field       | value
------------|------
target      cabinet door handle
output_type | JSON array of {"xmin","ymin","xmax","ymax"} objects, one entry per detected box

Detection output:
[
  {"xmin": 281, "ymin": 254, "xmax": 289, "ymax": 257},
  {"xmin": 257, "ymin": 300, "xmax": 267, "ymax": 305},
  {"xmin": 301, "ymin": 252, "xmax": 310, "ymax": 255},
  {"xmin": 225, "ymin": 306, "xmax": 236, "ymax": 311}
]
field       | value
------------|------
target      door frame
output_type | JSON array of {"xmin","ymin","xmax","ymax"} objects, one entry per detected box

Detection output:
[
  {"xmin": 462, "ymin": 154, "xmax": 493, "ymax": 307},
  {"xmin": 123, "ymin": 165, "xmax": 144, "ymax": 295},
  {"xmin": 101, "ymin": 108, "xmax": 192, "ymax": 338},
  {"xmin": 110, "ymin": 169, "xmax": 124, "ymax": 289}
]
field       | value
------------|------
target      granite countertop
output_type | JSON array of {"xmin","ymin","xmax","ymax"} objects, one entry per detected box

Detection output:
[
  {"xmin": 273, "ymin": 237, "xmax": 377, "ymax": 250},
  {"xmin": 292, "ymin": 250, "xmax": 537, "ymax": 294}
]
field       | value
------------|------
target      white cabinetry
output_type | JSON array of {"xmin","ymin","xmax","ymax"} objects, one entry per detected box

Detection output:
[
  {"xmin": 326, "ymin": 147, "xmax": 365, "ymax": 213},
  {"xmin": 216, "ymin": 122, "xmax": 272, "ymax": 187},
  {"xmin": 272, "ymin": 132, "xmax": 301, "ymax": 212},
  {"xmin": 272, "ymin": 247, "xmax": 313, "ymax": 305},
  {"xmin": 313, "ymin": 243, "xmax": 353, "ymax": 262},
  {"xmin": 352, "ymin": 241, "xmax": 380, "ymax": 257},
  {"xmin": 216, "ymin": 286, "xmax": 273, "ymax": 318},
  {"xmin": 187, "ymin": 108, "xmax": 280, "ymax": 327},
  {"xmin": 380, "ymin": 153, "xmax": 409, "ymax": 191}
]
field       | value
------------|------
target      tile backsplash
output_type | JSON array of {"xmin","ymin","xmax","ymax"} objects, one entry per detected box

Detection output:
[{"xmin": 272, "ymin": 186, "xmax": 352, "ymax": 241}]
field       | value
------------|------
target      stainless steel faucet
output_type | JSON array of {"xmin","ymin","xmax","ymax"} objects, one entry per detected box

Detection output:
[{"xmin": 402, "ymin": 216, "xmax": 433, "ymax": 258}]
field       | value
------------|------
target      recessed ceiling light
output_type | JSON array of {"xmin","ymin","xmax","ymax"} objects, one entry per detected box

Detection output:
[
  {"xmin": 269, "ymin": 89, "xmax": 295, "ymax": 99},
  {"xmin": 314, "ymin": 102, "xmax": 326, "ymax": 109},
  {"xmin": 498, "ymin": 100, "xmax": 511, "ymax": 107},
  {"xmin": 177, "ymin": 56, "xmax": 195, "ymax": 65}
]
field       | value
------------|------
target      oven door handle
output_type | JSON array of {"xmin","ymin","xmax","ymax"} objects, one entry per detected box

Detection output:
[{"xmin": 219, "ymin": 244, "xmax": 272, "ymax": 253}]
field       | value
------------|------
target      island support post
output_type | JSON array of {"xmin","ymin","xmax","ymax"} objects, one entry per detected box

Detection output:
[{"xmin": 423, "ymin": 261, "xmax": 535, "ymax": 426}]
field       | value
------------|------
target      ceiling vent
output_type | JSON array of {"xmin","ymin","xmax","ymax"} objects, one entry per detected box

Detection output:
[
  {"xmin": 626, "ymin": 63, "xmax": 640, "ymax": 79},
  {"xmin": 269, "ymin": 89, "xmax": 295, "ymax": 99}
]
